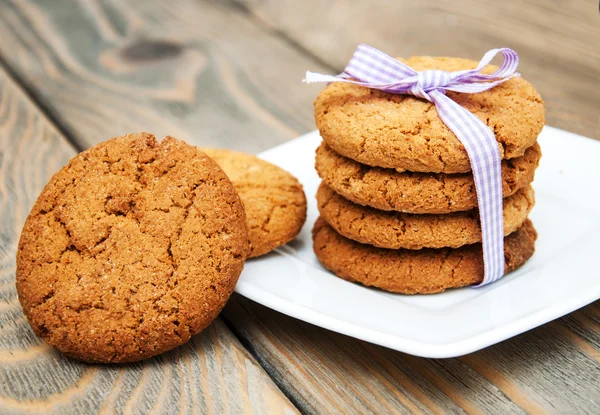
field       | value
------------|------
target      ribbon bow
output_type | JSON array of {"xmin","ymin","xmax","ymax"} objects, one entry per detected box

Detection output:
[{"xmin": 305, "ymin": 45, "xmax": 521, "ymax": 286}]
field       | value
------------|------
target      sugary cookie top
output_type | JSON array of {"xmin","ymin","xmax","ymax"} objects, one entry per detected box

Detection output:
[
  {"xmin": 16, "ymin": 133, "xmax": 249, "ymax": 362},
  {"xmin": 314, "ymin": 56, "xmax": 545, "ymax": 173}
]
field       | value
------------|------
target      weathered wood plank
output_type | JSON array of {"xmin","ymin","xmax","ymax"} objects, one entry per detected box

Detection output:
[
  {"xmin": 0, "ymin": 0, "xmax": 327, "ymax": 152},
  {"xmin": 234, "ymin": 0, "xmax": 600, "ymax": 140},
  {"xmin": 0, "ymin": 63, "xmax": 297, "ymax": 415},
  {"xmin": 225, "ymin": 294, "xmax": 600, "ymax": 415},
  {"xmin": 0, "ymin": 0, "xmax": 598, "ymax": 413}
]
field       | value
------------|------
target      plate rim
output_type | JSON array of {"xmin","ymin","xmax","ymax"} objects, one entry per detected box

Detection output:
[
  {"xmin": 234, "ymin": 126, "xmax": 600, "ymax": 358},
  {"xmin": 236, "ymin": 276, "xmax": 600, "ymax": 358}
]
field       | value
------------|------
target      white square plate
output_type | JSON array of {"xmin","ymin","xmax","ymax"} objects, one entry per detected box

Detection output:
[{"xmin": 235, "ymin": 126, "xmax": 600, "ymax": 358}]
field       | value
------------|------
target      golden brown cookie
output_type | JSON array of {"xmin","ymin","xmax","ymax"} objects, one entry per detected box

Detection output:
[
  {"xmin": 16, "ymin": 133, "xmax": 249, "ymax": 363},
  {"xmin": 317, "ymin": 182, "xmax": 534, "ymax": 249},
  {"xmin": 315, "ymin": 142, "xmax": 540, "ymax": 214},
  {"xmin": 202, "ymin": 148, "xmax": 307, "ymax": 258},
  {"xmin": 314, "ymin": 56, "xmax": 545, "ymax": 173},
  {"xmin": 312, "ymin": 217, "xmax": 537, "ymax": 294}
]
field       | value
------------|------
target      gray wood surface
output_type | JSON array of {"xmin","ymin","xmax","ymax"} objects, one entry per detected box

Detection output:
[
  {"xmin": 0, "ymin": 0, "xmax": 598, "ymax": 413},
  {"xmin": 0, "ymin": 64, "xmax": 296, "ymax": 414},
  {"xmin": 226, "ymin": 295, "xmax": 600, "ymax": 415},
  {"xmin": 235, "ymin": 0, "xmax": 600, "ymax": 140},
  {"xmin": 0, "ymin": 0, "xmax": 325, "ymax": 152}
]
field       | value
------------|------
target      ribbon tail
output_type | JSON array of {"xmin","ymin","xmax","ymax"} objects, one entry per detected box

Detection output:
[
  {"xmin": 304, "ymin": 71, "xmax": 419, "ymax": 93},
  {"xmin": 303, "ymin": 71, "xmax": 341, "ymax": 84},
  {"xmin": 429, "ymin": 91, "xmax": 505, "ymax": 286}
]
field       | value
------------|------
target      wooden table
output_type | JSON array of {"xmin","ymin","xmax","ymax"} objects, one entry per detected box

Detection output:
[{"xmin": 0, "ymin": 1, "xmax": 598, "ymax": 413}]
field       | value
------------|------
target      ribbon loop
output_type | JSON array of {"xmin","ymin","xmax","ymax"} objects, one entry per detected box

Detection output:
[{"xmin": 304, "ymin": 45, "xmax": 520, "ymax": 287}]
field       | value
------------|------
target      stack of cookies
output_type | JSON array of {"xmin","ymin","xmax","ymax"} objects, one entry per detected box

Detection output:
[{"xmin": 312, "ymin": 56, "xmax": 545, "ymax": 294}]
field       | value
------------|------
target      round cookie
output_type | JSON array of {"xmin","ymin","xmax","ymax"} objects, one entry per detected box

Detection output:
[
  {"xmin": 317, "ymin": 182, "xmax": 535, "ymax": 249},
  {"xmin": 312, "ymin": 217, "xmax": 537, "ymax": 294},
  {"xmin": 202, "ymin": 148, "xmax": 307, "ymax": 258},
  {"xmin": 315, "ymin": 142, "xmax": 540, "ymax": 214},
  {"xmin": 314, "ymin": 56, "xmax": 545, "ymax": 173},
  {"xmin": 16, "ymin": 133, "xmax": 250, "ymax": 363}
]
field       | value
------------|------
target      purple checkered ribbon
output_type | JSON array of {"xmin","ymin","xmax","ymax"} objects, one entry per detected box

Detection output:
[{"xmin": 304, "ymin": 44, "xmax": 521, "ymax": 286}]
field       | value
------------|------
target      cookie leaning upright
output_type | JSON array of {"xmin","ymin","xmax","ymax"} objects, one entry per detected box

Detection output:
[
  {"xmin": 16, "ymin": 133, "xmax": 249, "ymax": 363},
  {"xmin": 314, "ymin": 57, "xmax": 545, "ymax": 173},
  {"xmin": 201, "ymin": 148, "xmax": 307, "ymax": 257}
]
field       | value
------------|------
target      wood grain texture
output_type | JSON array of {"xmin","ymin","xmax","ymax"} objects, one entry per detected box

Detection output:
[
  {"xmin": 235, "ymin": 0, "xmax": 600, "ymax": 140},
  {"xmin": 225, "ymin": 295, "xmax": 600, "ymax": 415},
  {"xmin": 0, "ymin": 0, "xmax": 598, "ymax": 414},
  {"xmin": 0, "ymin": 0, "xmax": 327, "ymax": 152},
  {"xmin": 0, "ymin": 66, "xmax": 297, "ymax": 414}
]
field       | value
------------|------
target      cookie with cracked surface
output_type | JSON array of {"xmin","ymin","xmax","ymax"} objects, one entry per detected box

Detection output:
[
  {"xmin": 16, "ymin": 133, "xmax": 250, "ymax": 363},
  {"xmin": 312, "ymin": 217, "xmax": 537, "ymax": 294},
  {"xmin": 314, "ymin": 56, "xmax": 545, "ymax": 173},
  {"xmin": 315, "ymin": 142, "xmax": 540, "ymax": 214},
  {"xmin": 201, "ymin": 148, "xmax": 307, "ymax": 257},
  {"xmin": 317, "ymin": 182, "xmax": 534, "ymax": 249}
]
